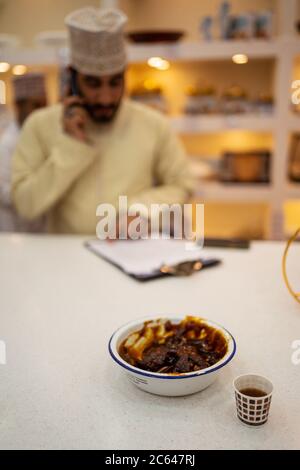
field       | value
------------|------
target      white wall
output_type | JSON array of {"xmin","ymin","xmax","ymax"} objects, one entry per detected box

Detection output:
[{"xmin": 0, "ymin": 0, "xmax": 133, "ymax": 46}]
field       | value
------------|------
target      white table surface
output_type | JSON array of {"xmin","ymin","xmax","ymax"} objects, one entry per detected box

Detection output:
[{"xmin": 0, "ymin": 234, "xmax": 299, "ymax": 450}]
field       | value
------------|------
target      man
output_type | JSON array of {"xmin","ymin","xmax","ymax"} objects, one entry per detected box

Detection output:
[
  {"xmin": 12, "ymin": 7, "xmax": 194, "ymax": 235},
  {"xmin": 0, "ymin": 73, "xmax": 47, "ymax": 232}
]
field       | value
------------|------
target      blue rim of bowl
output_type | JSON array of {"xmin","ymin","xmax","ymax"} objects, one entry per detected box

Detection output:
[{"xmin": 108, "ymin": 320, "xmax": 237, "ymax": 380}]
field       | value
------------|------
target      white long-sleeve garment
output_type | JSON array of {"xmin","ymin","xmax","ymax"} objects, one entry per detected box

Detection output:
[
  {"xmin": 0, "ymin": 120, "xmax": 45, "ymax": 232},
  {"xmin": 12, "ymin": 99, "xmax": 195, "ymax": 234}
]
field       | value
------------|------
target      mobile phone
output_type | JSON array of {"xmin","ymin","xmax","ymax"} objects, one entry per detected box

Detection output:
[
  {"xmin": 70, "ymin": 69, "xmax": 80, "ymax": 96},
  {"xmin": 69, "ymin": 69, "xmax": 88, "ymax": 110}
]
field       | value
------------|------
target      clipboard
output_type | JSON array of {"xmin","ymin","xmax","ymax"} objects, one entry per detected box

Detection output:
[{"xmin": 85, "ymin": 239, "xmax": 221, "ymax": 281}]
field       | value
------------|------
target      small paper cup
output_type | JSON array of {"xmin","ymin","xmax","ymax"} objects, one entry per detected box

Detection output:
[{"xmin": 233, "ymin": 374, "xmax": 273, "ymax": 426}]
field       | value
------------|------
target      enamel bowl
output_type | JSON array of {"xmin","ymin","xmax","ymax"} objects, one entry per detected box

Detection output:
[{"xmin": 108, "ymin": 316, "xmax": 236, "ymax": 397}]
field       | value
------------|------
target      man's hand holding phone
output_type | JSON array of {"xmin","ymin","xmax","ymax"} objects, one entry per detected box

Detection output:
[{"xmin": 63, "ymin": 96, "xmax": 89, "ymax": 144}]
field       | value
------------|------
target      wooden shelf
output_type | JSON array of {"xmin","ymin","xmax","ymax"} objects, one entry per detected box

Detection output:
[
  {"xmin": 0, "ymin": 39, "xmax": 284, "ymax": 66},
  {"xmin": 128, "ymin": 39, "xmax": 279, "ymax": 63},
  {"xmin": 170, "ymin": 114, "xmax": 275, "ymax": 134},
  {"xmin": 195, "ymin": 182, "xmax": 272, "ymax": 202}
]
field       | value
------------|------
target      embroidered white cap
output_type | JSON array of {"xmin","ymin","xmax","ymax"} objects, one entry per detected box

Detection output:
[{"xmin": 65, "ymin": 7, "xmax": 128, "ymax": 76}]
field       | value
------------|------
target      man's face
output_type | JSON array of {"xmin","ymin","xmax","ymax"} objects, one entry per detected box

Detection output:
[
  {"xmin": 75, "ymin": 70, "xmax": 125, "ymax": 123},
  {"xmin": 16, "ymin": 97, "xmax": 47, "ymax": 126}
]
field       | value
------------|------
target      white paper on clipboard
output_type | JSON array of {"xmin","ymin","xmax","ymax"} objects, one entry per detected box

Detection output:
[{"xmin": 85, "ymin": 238, "xmax": 204, "ymax": 276}]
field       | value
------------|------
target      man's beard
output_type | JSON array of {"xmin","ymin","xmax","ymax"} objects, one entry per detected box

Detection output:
[{"xmin": 84, "ymin": 102, "xmax": 121, "ymax": 123}]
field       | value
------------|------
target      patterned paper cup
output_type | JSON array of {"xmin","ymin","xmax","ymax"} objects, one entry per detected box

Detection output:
[{"xmin": 233, "ymin": 374, "xmax": 273, "ymax": 426}]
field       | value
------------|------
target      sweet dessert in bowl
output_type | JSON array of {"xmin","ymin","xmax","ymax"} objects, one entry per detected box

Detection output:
[{"xmin": 109, "ymin": 316, "xmax": 236, "ymax": 396}]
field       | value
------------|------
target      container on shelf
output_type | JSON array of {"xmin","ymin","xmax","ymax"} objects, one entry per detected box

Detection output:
[
  {"xmin": 220, "ymin": 150, "xmax": 271, "ymax": 183},
  {"xmin": 227, "ymin": 13, "xmax": 256, "ymax": 40},
  {"xmin": 218, "ymin": 1, "xmax": 231, "ymax": 40},
  {"xmin": 252, "ymin": 93, "xmax": 274, "ymax": 114},
  {"xmin": 199, "ymin": 16, "xmax": 214, "ymax": 41},
  {"xmin": 220, "ymin": 85, "xmax": 251, "ymax": 114},
  {"xmin": 130, "ymin": 81, "xmax": 168, "ymax": 113},
  {"xmin": 255, "ymin": 11, "xmax": 273, "ymax": 39},
  {"xmin": 184, "ymin": 85, "xmax": 218, "ymax": 114}
]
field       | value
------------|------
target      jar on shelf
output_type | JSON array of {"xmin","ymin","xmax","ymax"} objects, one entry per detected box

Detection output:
[
  {"xmin": 130, "ymin": 81, "xmax": 168, "ymax": 113},
  {"xmin": 227, "ymin": 13, "xmax": 256, "ymax": 40},
  {"xmin": 184, "ymin": 85, "xmax": 218, "ymax": 114},
  {"xmin": 255, "ymin": 11, "xmax": 273, "ymax": 39},
  {"xmin": 220, "ymin": 85, "xmax": 251, "ymax": 114},
  {"xmin": 253, "ymin": 93, "xmax": 274, "ymax": 114}
]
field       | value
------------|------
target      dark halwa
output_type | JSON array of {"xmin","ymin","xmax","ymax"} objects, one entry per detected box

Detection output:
[{"xmin": 119, "ymin": 316, "xmax": 228, "ymax": 374}]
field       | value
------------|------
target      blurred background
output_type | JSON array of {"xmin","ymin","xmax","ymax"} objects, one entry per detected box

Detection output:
[{"xmin": 1, "ymin": 0, "xmax": 300, "ymax": 240}]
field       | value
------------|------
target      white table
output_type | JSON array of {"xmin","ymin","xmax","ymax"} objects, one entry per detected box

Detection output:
[{"xmin": 0, "ymin": 234, "xmax": 299, "ymax": 450}]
